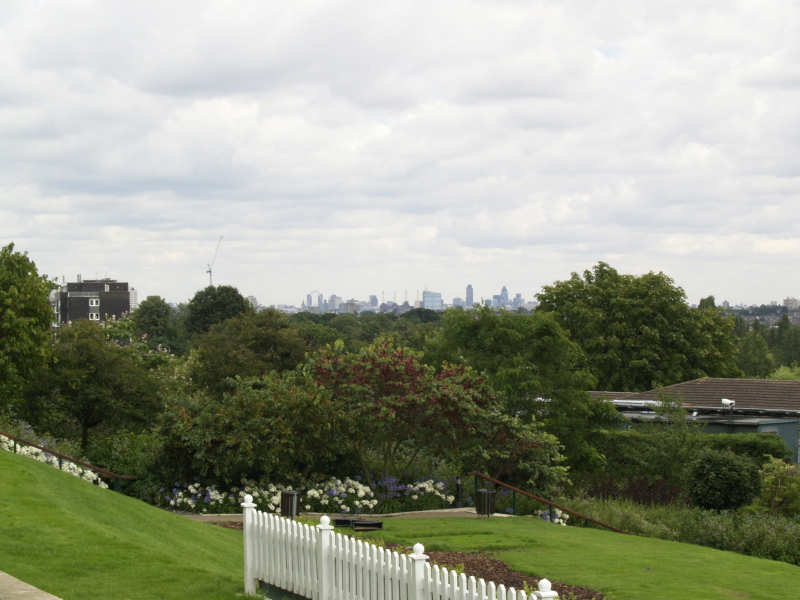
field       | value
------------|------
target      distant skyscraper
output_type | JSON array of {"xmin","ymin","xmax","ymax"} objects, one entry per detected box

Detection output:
[
  {"xmin": 500, "ymin": 286, "xmax": 509, "ymax": 305},
  {"xmin": 466, "ymin": 284, "xmax": 473, "ymax": 307},
  {"xmin": 369, "ymin": 295, "xmax": 378, "ymax": 308},
  {"xmin": 422, "ymin": 290, "xmax": 444, "ymax": 311}
]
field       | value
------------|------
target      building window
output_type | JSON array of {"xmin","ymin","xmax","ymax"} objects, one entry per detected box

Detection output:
[
  {"xmin": 89, "ymin": 299, "xmax": 99, "ymax": 307},
  {"xmin": 89, "ymin": 313, "xmax": 100, "ymax": 321}
]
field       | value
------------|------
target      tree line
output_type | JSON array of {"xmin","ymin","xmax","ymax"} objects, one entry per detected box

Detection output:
[{"xmin": 2, "ymin": 244, "xmax": 797, "ymax": 500}]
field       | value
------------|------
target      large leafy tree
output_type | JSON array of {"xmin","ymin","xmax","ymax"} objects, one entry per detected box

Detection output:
[
  {"xmin": 425, "ymin": 306, "xmax": 619, "ymax": 468},
  {"xmin": 132, "ymin": 295, "xmax": 187, "ymax": 353},
  {"xmin": 736, "ymin": 330, "xmax": 775, "ymax": 378},
  {"xmin": 537, "ymin": 262, "xmax": 741, "ymax": 392},
  {"xmin": 187, "ymin": 308, "xmax": 306, "ymax": 396},
  {"xmin": 185, "ymin": 285, "xmax": 250, "ymax": 335},
  {"xmin": 308, "ymin": 340, "xmax": 566, "ymax": 489},
  {"xmin": 21, "ymin": 320, "xmax": 160, "ymax": 451},
  {"xmin": 158, "ymin": 373, "xmax": 351, "ymax": 485},
  {"xmin": 0, "ymin": 243, "xmax": 55, "ymax": 408}
]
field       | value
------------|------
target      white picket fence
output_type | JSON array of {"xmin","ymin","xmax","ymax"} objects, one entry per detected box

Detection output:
[{"xmin": 241, "ymin": 494, "xmax": 558, "ymax": 600}]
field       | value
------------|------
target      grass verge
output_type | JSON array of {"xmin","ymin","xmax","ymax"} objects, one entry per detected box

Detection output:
[
  {"xmin": 0, "ymin": 450, "xmax": 244, "ymax": 600},
  {"xmin": 356, "ymin": 517, "xmax": 800, "ymax": 600}
]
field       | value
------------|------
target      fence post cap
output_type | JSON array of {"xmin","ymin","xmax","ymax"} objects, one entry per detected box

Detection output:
[
  {"xmin": 410, "ymin": 543, "xmax": 428, "ymax": 559},
  {"xmin": 241, "ymin": 494, "xmax": 256, "ymax": 507},
  {"xmin": 320, "ymin": 515, "xmax": 330, "ymax": 526},
  {"xmin": 533, "ymin": 578, "xmax": 559, "ymax": 598}
]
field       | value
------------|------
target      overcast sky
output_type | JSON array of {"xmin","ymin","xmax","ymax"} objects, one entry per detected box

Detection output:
[{"xmin": 2, "ymin": 1, "xmax": 799, "ymax": 308}]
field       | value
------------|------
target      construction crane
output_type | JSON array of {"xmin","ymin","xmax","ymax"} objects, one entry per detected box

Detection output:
[{"xmin": 206, "ymin": 236, "xmax": 223, "ymax": 286}]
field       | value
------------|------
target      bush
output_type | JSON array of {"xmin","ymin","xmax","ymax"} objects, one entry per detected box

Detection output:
[
  {"xmin": 704, "ymin": 433, "xmax": 789, "ymax": 464},
  {"xmin": 576, "ymin": 429, "xmax": 787, "ymax": 504},
  {"xmin": 566, "ymin": 496, "xmax": 800, "ymax": 565},
  {"xmin": 687, "ymin": 449, "xmax": 761, "ymax": 511},
  {"xmin": 754, "ymin": 456, "xmax": 800, "ymax": 517},
  {"xmin": 87, "ymin": 431, "xmax": 163, "ymax": 497}
]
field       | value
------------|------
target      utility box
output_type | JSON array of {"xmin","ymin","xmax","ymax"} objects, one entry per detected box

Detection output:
[
  {"xmin": 280, "ymin": 490, "xmax": 301, "ymax": 519},
  {"xmin": 476, "ymin": 489, "xmax": 496, "ymax": 517}
]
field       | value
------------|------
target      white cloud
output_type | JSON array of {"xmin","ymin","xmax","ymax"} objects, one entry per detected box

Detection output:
[{"xmin": 1, "ymin": 0, "xmax": 800, "ymax": 307}]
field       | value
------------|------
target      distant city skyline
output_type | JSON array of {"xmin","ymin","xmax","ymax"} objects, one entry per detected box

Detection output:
[{"xmin": 48, "ymin": 270, "xmax": 795, "ymax": 313}]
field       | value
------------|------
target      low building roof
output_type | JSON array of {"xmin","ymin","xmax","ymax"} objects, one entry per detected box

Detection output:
[{"xmin": 597, "ymin": 378, "xmax": 800, "ymax": 416}]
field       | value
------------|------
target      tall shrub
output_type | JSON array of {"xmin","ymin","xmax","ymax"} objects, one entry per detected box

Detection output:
[{"xmin": 688, "ymin": 448, "xmax": 761, "ymax": 511}]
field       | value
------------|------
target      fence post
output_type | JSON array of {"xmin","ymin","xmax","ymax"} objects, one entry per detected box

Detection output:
[
  {"xmin": 533, "ymin": 578, "xmax": 559, "ymax": 598},
  {"xmin": 409, "ymin": 543, "xmax": 429, "ymax": 600},
  {"xmin": 316, "ymin": 515, "xmax": 334, "ymax": 600},
  {"xmin": 241, "ymin": 494, "xmax": 257, "ymax": 595}
]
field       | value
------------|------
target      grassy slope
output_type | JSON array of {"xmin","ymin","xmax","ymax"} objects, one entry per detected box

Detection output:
[
  {"xmin": 3, "ymin": 449, "xmax": 799, "ymax": 600},
  {"xmin": 358, "ymin": 518, "xmax": 800, "ymax": 600},
  {"xmin": 0, "ymin": 450, "xmax": 244, "ymax": 600}
]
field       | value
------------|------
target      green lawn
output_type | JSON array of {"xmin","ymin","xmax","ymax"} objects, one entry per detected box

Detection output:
[
  {"xmin": 357, "ymin": 518, "xmax": 800, "ymax": 600},
  {"xmin": 0, "ymin": 450, "xmax": 244, "ymax": 600},
  {"xmin": 3, "ymin": 448, "xmax": 799, "ymax": 600}
]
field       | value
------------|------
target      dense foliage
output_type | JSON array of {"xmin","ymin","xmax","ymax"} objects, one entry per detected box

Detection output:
[
  {"xmin": 687, "ymin": 448, "xmax": 762, "ymax": 511},
  {"xmin": 185, "ymin": 285, "xmax": 250, "ymax": 335},
  {"xmin": 537, "ymin": 262, "xmax": 741, "ymax": 391},
  {"xmin": 426, "ymin": 305, "xmax": 620, "ymax": 469},
  {"xmin": 19, "ymin": 319, "xmax": 161, "ymax": 450},
  {"xmin": 0, "ymin": 243, "xmax": 54, "ymax": 408},
  {"xmin": 185, "ymin": 308, "xmax": 306, "ymax": 396}
]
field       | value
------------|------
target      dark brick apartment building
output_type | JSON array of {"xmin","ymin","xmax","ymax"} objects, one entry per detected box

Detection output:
[{"xmin": 52, "ymin": 276, "xmax": 138, "ymax": 325}]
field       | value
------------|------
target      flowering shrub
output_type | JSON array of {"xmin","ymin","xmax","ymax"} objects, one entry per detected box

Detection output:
[
  {"xmin": 0, "ymin": 434, "xmax": 109, "ymax": 489},
  {"xmin": 371, "ymin": 476, "xmax": 456, "ymax": 513},
  {"xmin": 146, "ymin": 475, "xmax": 460, "ymax": 515},
  {"xmin": 147, "ymin": 477, "xmax": 380, "ymax": 515},
  {"xmin": 539, "ymin": 508, "xmax": 569, "ymax": 526}
]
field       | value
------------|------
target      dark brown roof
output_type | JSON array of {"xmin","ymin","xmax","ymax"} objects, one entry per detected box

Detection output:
[
  {"xmin": 623, "ymin": 378, "xmax": 800, "ymax": 413},
  {"xmin": 589, "ymin": 391, "xmax": 639, "ymax": 401}
]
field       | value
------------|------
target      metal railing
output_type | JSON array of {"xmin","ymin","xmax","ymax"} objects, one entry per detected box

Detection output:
[
  {"xmin": 0, "ymin": 429, "xmax": 133, "ymax": 492},
  {"xmin": 467, "ymin": 472, "xmax": 627, "ymax": 534}
]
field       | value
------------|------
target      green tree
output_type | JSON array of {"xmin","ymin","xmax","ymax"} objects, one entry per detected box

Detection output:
[
  {"xmin": 426, "ymin": 306, "xmax": 619, "ymax": 468},
  {"xmin": 736, "ymin": 330, "xmax": 775, "ymax": 378},
  {"xmin": 21, "ymin": 320, "xmax": 160, "ymax": 451},
  {"xmin": 687, "ymin": 448, "xmax": 761, "ymax": 511},
  {"xmin": 634, "ymin": 391, "xmax": 703, "ymax": 491},
  {"xmin": 774, "ymin": 323, "xmax": 800, "ymax": 367},
  {"xmin": 698, "ymin": 295, "xmax": 717, "ymax": 310},
  {"xmin": 537, "ymin": 262, "xmax": 741, "ymax": 392},
  {"xmin": 770, "ymin": 365, "xmax": 800, "ymax": 380},
  {"xmin": 131, "ymin": 295, "xmax": 186, "ymax": 353},
  {"xmin": 185, "ymin": 285, "xmax": 250, "ymax": 335},
  {"xmin": 755, "ymin": 456, "xmax": 800, "ymax": 517},
  {"xmin": 187, "ymin": 308, "xmax": 306, "ymax": 396},
  {"xmin": 732, "ymin": 315, "xmax": 750, "ymax": 338},
  {"xmin": 158, "ymin": 373, "xmax": 351, "ymax": 485},
  {"xmin": 0, "ymin": 243, "xmax": 55, "ymax": 409},
  {"xmin": 294, "ymin": 321, "xmax": 341, "ymax": 351}
]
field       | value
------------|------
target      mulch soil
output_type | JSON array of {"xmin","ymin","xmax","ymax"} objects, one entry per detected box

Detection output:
[{"xmin": 212, "ymin": 522, "xmax": 603, "ymax": 599}]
